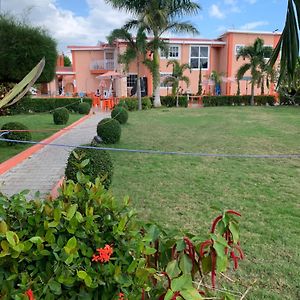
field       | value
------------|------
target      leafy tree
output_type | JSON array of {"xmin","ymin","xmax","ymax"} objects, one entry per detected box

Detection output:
[
  {"xmin": 108, "ymin": 27, "xmax": 147, "ymax": 110},
  {"xmin": 0, "ymin": 14, "xmax": 57, "ymax": 84},
  {"xmin": 106, "ymin": 0, "xmax": 200, "ymax": 107},
  {"xmin": 269, "ymin": 0, "xmax": 300, "ymax": 85},
  {"xmin": 163, "ymin": 60, "xmax": 190, "ymax": 107},
  {"xmin": 64, "ymin": 55, "xmax": 72, "ymax": 67},
  {"xmin": 236, "ymin": 38, "xmax": 273, "ymax": 105}
]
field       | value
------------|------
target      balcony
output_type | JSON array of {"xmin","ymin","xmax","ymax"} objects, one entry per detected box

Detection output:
[{"xmin": 90, "ymin": 60, "xmax": 115, "ymax": 74}]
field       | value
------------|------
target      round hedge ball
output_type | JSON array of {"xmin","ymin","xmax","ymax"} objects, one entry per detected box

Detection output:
[
  {"xmin": 78, "ymin": 102, "xmax": 91, "ymax": 114},
  {"xmin": 53, "ymin": 107, "xmax": 69, "ymax": 125},
  {"xmin": 1, "ymin": 122, "xmax": 31, "ymax": 145},
  {"xmin": 111, "ymin": 106, "xmax": 128, "ymax": 124},
  {"xmin": 65, "ymin": 147, "xmax": 113, "ymax": 189},
  {"xmin": 97, "ymin": 118, "xmax": 121, "ymax": 144},
  {"xmin": 116, "ymin": 100, "xmax": 128, "ymax": 110}
]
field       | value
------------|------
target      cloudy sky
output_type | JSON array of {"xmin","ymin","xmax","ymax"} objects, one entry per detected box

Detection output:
[{"xmin": 1, "ymin": 0, "xmax": 287, "ymax": 55}]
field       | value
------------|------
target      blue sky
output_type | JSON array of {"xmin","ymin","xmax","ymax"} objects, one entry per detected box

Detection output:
[{"xmin": 2, "ymin": 0, "xmax": 288, "ymax": 53}]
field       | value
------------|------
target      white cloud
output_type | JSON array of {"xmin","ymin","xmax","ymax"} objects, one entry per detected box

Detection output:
[
  {"xmin": 210, "ymin": 4, "xmax": 225, "ymax": 19},
  {"xmin": 1, "ymin": 0, "xmax": 131, "ymax": 53},
  {"xmin": 240, "ymin": 21, "xmax": 269, "ymax": 30}
]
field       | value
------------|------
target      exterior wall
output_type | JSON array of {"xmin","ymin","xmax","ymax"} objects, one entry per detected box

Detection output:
[{"xmin": 67, "ymin": 31, "xmax": 281, "ymax": 98}]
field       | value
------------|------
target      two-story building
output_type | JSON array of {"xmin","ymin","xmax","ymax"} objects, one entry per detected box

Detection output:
[{"xmin": 47, "ymin": 30, "xmax": 281, "ymax": 98}]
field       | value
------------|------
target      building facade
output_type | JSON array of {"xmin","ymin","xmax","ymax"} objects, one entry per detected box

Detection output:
[{"xmin": 48, "ymin": 30, "xmax": 281, "ymax": 98}]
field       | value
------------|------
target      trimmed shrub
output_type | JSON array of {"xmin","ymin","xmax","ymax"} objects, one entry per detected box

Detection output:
[
  {"xmin": 160, "ymin": 96, "xmax": 188, "ymax": 107},
  {"xmin": 9, "ymin": 97, "xmax": 92, "ymax": 114},
  {"xmin": 111, "ymin": 106, "xmax": 128, "ymax": 124},
  {"xmin": 142, "ymin": 97, "xmax": 152, "ymax": 109},
  {"xmin": 65, "ymin": 147, "xmax": 113, "ymax": 189},
  {"xmin": 202, "ymin": 95, "xmax": 276, "ymax": 107},
  {"xmin": 279, "ymin": 94, "xmax": 300, "ymax": 105},
  {"xmin": 1, "ymin": 122, "xmax": 31, "ymax": 145},
  {"xmin": 53, "ymin": 107, "xmax": 69, "ymax": 125},
  {"xmin": 78, "ymin": 102, "xmax": 91, "ymax": 114},
  {"xmin": 116, "ymin": 97, "xmax": 152, "ymax": 111},
  {"xmin": 97, "ymin": 118, "xmax": 121, "ymax": 144}
]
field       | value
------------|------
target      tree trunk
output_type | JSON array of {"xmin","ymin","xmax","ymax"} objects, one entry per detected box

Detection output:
[
  {"xmin": 176, "ymin": 93, "xmax": 179, "ymax": 107},
  {"xmin": 153, "ymin": 47, "xmax": 161, "ymax": 107},
  {"xmin": 251, "ymin": 82, "xmax": 255, "ymax": 105},
  {"xmin": 137, "ymin": 59, "xmax": 142, "ymax": 111},
  {"xmin": 261, "ymin": 76, "xmax": 265, "ymax": 95}
]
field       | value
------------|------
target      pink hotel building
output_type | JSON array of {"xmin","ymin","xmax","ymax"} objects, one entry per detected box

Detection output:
[{"xmin": 48, "ymin": 30, "xmax": 281, "ymax": 98}]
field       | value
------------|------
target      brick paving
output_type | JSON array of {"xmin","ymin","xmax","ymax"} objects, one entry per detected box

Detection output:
[{"xmin": 0, "ymin": 112, "xmax": 109, "ymax": 198}]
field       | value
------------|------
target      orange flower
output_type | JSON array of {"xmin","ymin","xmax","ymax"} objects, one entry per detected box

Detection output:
[
  {"xmin": 25, "ymin": 289, "xmax": 35, "ymax": 300},
  {"xmin": 92, "ymin": 244, "xmax": 113, "ymax": 263}
]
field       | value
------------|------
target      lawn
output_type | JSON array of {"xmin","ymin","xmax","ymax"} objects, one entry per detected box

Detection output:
[
  {"xmin": 0, "ymin": 113, "xmax": 83, "ymax": 162},
  {"xmin": 109, "ymin": 107, "xmax": 300, "ymax": 299}
]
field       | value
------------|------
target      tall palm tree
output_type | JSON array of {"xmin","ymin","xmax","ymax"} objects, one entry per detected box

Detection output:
[
  {"xmin": 236, "ymin": 38, "xmax": 272, "ymax": 105},
  {"xmin": 270, "ymin": 0, "xmax": 300, "ymax": 84},
  {"xmin": 163, "ymin": 60, "xmax": 190, "ymax": 107},
  {"xmin": 105, "ymin": 0, "xmax": 200, "ymax": 107},
  {"xmin": 108, "ymin": 27, "xmax": 147, "ymax": 110}
]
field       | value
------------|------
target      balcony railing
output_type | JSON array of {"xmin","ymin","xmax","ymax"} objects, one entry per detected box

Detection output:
[{"xmin": 90, "ymin": 60, "xmax": 114, "ymax": 71}]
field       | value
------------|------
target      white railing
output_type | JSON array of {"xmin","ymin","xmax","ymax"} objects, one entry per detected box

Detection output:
[{"xmin": 90, "ymin": 60, "xmax": 114, "ymax": 70}]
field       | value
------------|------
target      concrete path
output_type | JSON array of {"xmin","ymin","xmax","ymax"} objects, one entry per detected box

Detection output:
[{"xmin": 0, "ymin": 112, "xmax": 109, "ymax": 198}]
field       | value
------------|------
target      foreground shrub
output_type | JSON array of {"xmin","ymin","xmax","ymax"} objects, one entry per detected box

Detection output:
[
  {"xmin": 111, "ymin": 106, "xmax": 128, "ymax": 124},
  {"xmin": 160, "ymin": 96, "xmax": 188, "ymax": 108},
  {"xmin": 97, "ymin": 118, "xmax": 121, "ymax": 144},
  {"xmin": 65, "ymin": 147, "xmax": 113, "ymax": 189},
  {"xmin": 0, "ymin": 176, "xmax": 244, "ymax": 299},
  {"xmin": 78, "ymin": 102, "xmax": 91, "ymax": 114},
  {"xmin": 116, "ymin": 100, "xmax": 128, "ymax": 110},
  {"xmin": 53, "ymin": 107, "xmax": 69, "ymax": 125},
  {"xmin": 0, "ymin": 122, "xmax": 31, "ymax": 145}
]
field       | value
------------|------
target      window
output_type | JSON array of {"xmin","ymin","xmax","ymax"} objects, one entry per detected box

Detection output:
[
  {"xmin": 160, "ymin": 45, "xmax": 180, "ymax": 59},
  {"xmin": 190, "ymin": 46, "xmax": 209, "ymax": 69},
  {"xmin": 160, "ymin": 73, "xmax": 173, "ymax": 88},
  {"xmin": 105, "ymin": 52, "xmax": 114, "ymax": 60},
  {"xmin": 235, "ymin": 44, "xmax": 245, "ymax": 55},
  {"xmin": 127, "ymin": 74, "xmax": 137, "ymax": 88},
  {"xmin": 263, "ymin": 45, "xmax": 273, "ymax": 59}
]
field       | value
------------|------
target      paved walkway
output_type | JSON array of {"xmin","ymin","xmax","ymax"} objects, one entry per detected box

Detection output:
[{"xmin": 0, "ymin": 111, "xmax": 109, "ymax": 198}]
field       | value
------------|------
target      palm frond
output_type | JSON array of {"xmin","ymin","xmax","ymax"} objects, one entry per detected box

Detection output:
[{"xmin": 236, "ymin": 63, "xmax": 251, "ymax": 80}]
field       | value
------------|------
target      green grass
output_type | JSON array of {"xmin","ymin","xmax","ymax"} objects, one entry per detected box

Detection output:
[
  {"xmin": 0, "ymin": 113, "xmax": 83, "ymax": 162},
  {"xmin": 108, "ymin": 107, "xmax": 300, "ymax": 299}
]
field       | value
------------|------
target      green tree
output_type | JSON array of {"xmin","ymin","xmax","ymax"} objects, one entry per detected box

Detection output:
[
  {"xmin": 269, "ymin": 0, "xmax": 300, "ymax": 85},
  {"xmin": 64, "ymin": 55, "xmax": 72, "ymax": 67},
  {"xmin": 108, "ymin": 27, "xmax": 147, "ymax": 111},
  {"xmin": 106, "ymin": 0, "xmax": 200, "ymax": 107},
  {"xmin": 0, "ymin": 14, "xmax": 57, "ymax": 83},
  {"xmin": 236, "ymin": 38, "xmax": 272, "ymax": 105},
  {"xmin": 163, "ymin": 60, "xmax": 190, "ymax": 107},
  {"xmin": 210, "ymin": 70, "xmax": 223, "ymax": 95}
]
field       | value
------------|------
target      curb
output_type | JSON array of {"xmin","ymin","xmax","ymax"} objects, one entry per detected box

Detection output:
[
  {"xmin": 0, "ymin": 113, "xmax": 91, "ymax": 175},
  {"xmin": 50, "ymin": 176, "xmax": 65, "ymax": 199}
]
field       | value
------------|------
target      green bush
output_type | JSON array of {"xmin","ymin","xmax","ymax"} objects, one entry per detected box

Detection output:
[
  {"xmin": 78, "ymin": 102, "xmax": 91, "ymax": 114},
  {"xmin": 116, "ymin": 97, "xmax": 152, "ymax": 111},
  {"xmin": 111, "ymin": 106, "xmax": 128, "ymax": 124},
  {"xmin": 0, "ymin": 179, "xmax": 244, "ymax": 299},
  {"xmin": 0, "ymin": 122, "xmax": 31, "ymax": 145},
  {"xmin": 202, "ymin": 95, "xmax": 276, "ymax": 107},
  {"xmin": 116, "ymin": 100, "xmax": 129, "ymax": 110},
  {"xmin": 279, "ymin": 94, "xmax": 300, "ymax": 105},
  {"xmin": 9, "ymin": 97, "xmax": 92, "ymax": 114},
  {"xmin": 65, "ymin": 147, "xmax": 113, "ymax": 189},
  {"xmin": 53, "ymin": 107, "xmax": 69, "ymax": 125},
  {"xmin": 160, "ymin": 96, "xmax": 188, "ymax": 107},
  {"xmin": 97, "ymin": 118, "xmax": 121, "ymax": 144}
]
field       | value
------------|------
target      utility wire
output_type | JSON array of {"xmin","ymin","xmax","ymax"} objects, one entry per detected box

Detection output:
[{"xmin": 0, "ymin": 133, "xmax": 299, "ymax": 159}]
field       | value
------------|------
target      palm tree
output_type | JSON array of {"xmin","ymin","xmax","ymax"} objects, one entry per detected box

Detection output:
[
  {"xmin": 269, "ymin": 0, "xmax": 300, "ymax": 84},
  {"xmin": 105, "ymin": 0, "xmax": 200, "ymax": 107},
  {"xmin": 210, "ymin": 70, "xmax": 223, "ymax": 95},
  {"xmin": 107, "ymin": 27, "xmax": 147, "ymax": 110},
  {"xmin": 163, "ymin": 60, "xmax": 190, "ymax": 107},
  {"xmin": 236, "ymin": 38, "xmax": 272, "ymax": 105}
]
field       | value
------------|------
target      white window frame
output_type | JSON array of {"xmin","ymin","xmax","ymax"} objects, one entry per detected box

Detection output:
[
  {"xmin": 235, "ymin": 44, "xmax": 245, "ymax": 55},
  {"xmin": 189, "ymin": 45, "xmax": 209, "ymax": 70},
  {"xmin": 160, "ymin": 45, "xmax": 181, "ymax": 59},
  {"xmin": 160, "ymin": 72, "xmax": 173, "ymax": 88},
  {"xmin": 126, "ymin": 73, "xmax": 137, "ymax": 88},
  {"xmin": 263, "ymin": 45, "xmax": 273, "ymax": 60}
]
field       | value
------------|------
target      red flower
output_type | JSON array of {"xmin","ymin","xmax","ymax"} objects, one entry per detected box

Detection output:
[
  {"xmin": 92, "ymin": 244, "xmax": 113, "ymax": 263},
  {"xmin": 25, "ymin": 289, "xmax": 35, "ymax": 300},
  {"xmin": 118, "ymin": 292, "xmax": 124, "ymax": 300}
]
